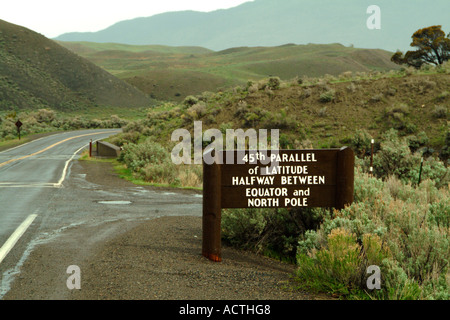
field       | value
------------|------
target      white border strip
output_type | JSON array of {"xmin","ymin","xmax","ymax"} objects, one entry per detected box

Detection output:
[
  {"xmin": 54, "ymin": 143, "xmax": 88, "ymax": 188},
  {"xmin": 0, "ymin": 214, "xmax": 38, "ymax": 265},
  {"xmin": 54, "ymin": 137, "xmax": 104, "ymax": 188}
]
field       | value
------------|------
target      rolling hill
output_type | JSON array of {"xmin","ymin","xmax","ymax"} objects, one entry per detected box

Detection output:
[
  {"xmin": 58, "ymin": 41, "xmax": 400, "ymax": 101},
  {"xmin": 0, "ymin": 19, "xmax": 153, "ymax": 111},
  {"xmin": 54, "ymin": 0, "xmax": 450, "ymax": 52},
  {"xmin": 123, "ymin": 69, "xmax": 450, "ymax": 159}
]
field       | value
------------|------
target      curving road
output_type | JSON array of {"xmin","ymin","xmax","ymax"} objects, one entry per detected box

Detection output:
[
  {"xmin": 0, "ymin": 129, "xmax": 202, "ymax": 299},
  {"xmin": 0, "ymin": 130, "xmax": 120, "ymax": 253}
]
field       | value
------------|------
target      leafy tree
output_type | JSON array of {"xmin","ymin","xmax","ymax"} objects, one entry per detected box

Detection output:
[{"xmin": 392, "ymin": 25, "xmax": 450, "ymax": 68}]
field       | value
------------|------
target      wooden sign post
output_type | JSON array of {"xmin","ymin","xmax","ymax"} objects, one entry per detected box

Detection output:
[{"xmin": 202, "ymin": 147, "xmax": 355, "ymax": 262}]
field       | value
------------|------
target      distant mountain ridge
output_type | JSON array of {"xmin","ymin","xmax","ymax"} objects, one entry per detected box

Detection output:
[
  {"xmin": 55, "ymin": 0, "xmax": 450, "ymax": 52},
  {"xmin": 0, "ymin": 19, "xmax": 152, "ymax": 111}
]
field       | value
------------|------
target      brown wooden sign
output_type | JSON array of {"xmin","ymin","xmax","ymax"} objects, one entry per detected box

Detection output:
[{"xmin": 202, "ymin": 147, "xmax": 355, "ymax": 262}]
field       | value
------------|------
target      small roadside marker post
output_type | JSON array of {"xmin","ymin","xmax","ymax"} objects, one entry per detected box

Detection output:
[{"xmin": 15, "ymin": 120, "xmax": 22, "ymax": 140}]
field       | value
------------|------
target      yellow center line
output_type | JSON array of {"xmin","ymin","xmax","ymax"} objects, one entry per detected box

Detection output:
[{"xmin": 0, "ymin": 131, "xmax": 117, "ymax": 168}]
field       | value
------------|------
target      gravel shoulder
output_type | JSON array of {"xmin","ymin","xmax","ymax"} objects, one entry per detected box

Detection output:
[
  {"xmin": 3, "ymin": 159, "xmax": 333, "ymax": 300},
  {"xmin": 69, "ymin": 215, "xmax": 323, "ymax": 300}
]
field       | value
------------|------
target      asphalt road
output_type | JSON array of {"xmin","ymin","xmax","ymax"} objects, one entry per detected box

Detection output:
[
  {"xmin": 0, "ymin": 130, "xmax": 118, "ymax": 249},
  {"xmin": 0, "ymin": 129, "xmax": 203, "ymax": 299}
]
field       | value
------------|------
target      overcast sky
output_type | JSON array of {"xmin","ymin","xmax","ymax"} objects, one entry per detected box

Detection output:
[{"xmin": 1, "ymin": 0, "xmax": 252, "ymax": 38}]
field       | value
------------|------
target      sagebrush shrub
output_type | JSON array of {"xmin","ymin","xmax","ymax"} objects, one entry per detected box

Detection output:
[
  {"xmin": 183, "ymin": 95, "xmax": 199, "ymax": 107},
  {"xmin": 296, "ymin": 167, "xmax": 449, "ymax": 300},
  {"xmin": 120, "ymin": 138, "xmax": 175, "ymax": 178},
  {"xmin": 33, "ymin": 108, "xmax": 55, "ymax": 123},
  {"xmin": 319, "ymin": 89, "xmax": 335, "ymax": 102},
  {"xmin": 262, "ymin": 110, "xmax": 297, "ymax": 129},
  {"xmin": 296, "ymin": 228, "xmax": 390, "ymax": 296},
  {"xmin": 369, "ymin": 129, "xmax": 449, "ymax": 187},
  {"xmin": 247, "ymin": 84, "xmax": 259, "ymax": 94},
  {"xmin": 350, "ymin": 129, "xmax": 373, "ymax": 157},
  {"xmin": 108, "ymin": 131, "xmax": 140, "ymax": 147},
  {"xmin": 267, "ymin": 77, "xmax": 281, "ymax": 90},
  {"xmin": 302, "ymin": 88, "xmax": 312, "ymax": 98},
  {"xmin": 432, "ymin": 105, "xmax": 447, "ymax": 119},
  {"xmin": 371, "ymin": 129, "xmax": 419, "ymax": 180},
  {"xmin": 141, "ymin": 162, "xmax": 179, "ymax": 185},
  {"xmin": 187, "ymin": 102, "xmax": 207, "ymax": 119}
]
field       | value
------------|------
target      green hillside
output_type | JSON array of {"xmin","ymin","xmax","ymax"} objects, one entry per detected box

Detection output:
[
  {"xmin": 59, "ymin": 41, "xmax": 400, "ymax": 102},
  {"xmin": 0, "ymin": 20, "xmax": 153, "ymax": 112},
  {"xmin": 114, "ymin": 69, "xmax": 449, "ymax": 157}
]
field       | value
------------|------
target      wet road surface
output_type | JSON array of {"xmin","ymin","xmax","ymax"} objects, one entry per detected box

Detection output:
[{"xmin": 0, "ymin": 130, "xmax": 202, "ymax": 298}]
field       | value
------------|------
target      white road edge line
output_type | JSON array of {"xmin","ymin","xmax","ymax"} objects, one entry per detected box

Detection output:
[
  {"xmin": 54, "ymin": 138, "xmax": 103, "ymax": 188},
  {"xmin": 0, "ymin": 214, "xmax": 38, "ymax": 265},
  {"xmin": 54, "ymin": 143, "xmax": 88, "ymax": 188}
]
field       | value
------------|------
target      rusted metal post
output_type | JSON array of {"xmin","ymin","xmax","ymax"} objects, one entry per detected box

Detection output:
[
  {"xmin": 202, "ymin": 149, "xmax": 222, "ymax": 262},
  {"xmin": 335, "ymin": 147, "xmax": 355, "ymax": 210}
]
